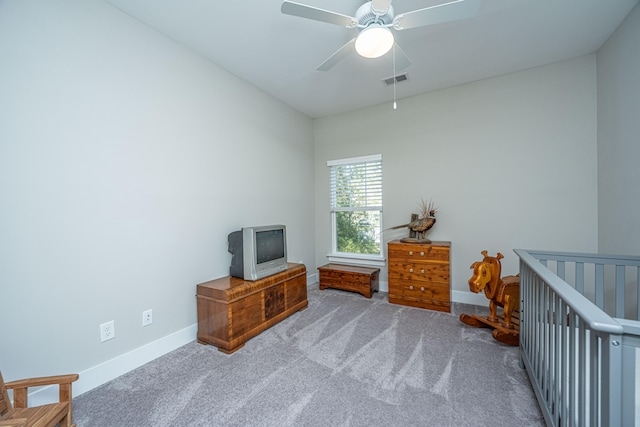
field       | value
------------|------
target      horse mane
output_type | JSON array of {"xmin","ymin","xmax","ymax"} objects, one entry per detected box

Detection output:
[{"xmin": 481, "ymin": 251, "xmax": 503, "ymax": 298}]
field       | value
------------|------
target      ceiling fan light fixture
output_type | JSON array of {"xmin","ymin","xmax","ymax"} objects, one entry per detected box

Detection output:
[{"xmin": 355, "ymin": 24, "xmax": 394, "ymax": 59}]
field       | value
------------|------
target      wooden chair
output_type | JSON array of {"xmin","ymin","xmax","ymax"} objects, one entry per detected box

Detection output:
[{"xmin": 0, "ymin": 370, "xmax": 79, "ymax": 427}]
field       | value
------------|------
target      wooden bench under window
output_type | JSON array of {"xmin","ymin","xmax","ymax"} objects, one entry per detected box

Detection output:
[{"xmin": 318, "ymin": 264, "xmax": 379, "ymax": 298}]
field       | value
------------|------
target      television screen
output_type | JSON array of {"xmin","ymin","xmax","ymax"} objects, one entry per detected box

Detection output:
[{"xmin": 256, "ymin": 229, "xmax": 285, "ymax": 264}]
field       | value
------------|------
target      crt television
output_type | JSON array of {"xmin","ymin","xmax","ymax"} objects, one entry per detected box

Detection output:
[{"xmin": 228, "ymin": 224, "xmax": 288, "ymax": 281}]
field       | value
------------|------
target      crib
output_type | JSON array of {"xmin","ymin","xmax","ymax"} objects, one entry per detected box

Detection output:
[{"xmin": 515, "ymin": 249, "xmax": 640, "ymax": 427}]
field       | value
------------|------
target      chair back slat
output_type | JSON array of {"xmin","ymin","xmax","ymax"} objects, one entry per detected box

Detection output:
[{"xmin": 0, "ymin": 371, "xmax": 14, "ymax": 416}]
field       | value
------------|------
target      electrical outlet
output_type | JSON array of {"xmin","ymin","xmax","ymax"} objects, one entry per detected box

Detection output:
[
  {"xmin": 100, "ymin": 320, "xmax": 115, "ymax": 342},
  {"xmin": 142, "ymin": 309, "xmax": 153, "ymax": 326}
]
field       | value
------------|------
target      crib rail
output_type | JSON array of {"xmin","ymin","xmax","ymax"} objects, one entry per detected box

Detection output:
[
  {"xmin": 515, "ymin": 249, "xmax": 632, "ymax": 427},
  {"xmin": 523, "ymin": 250, "xmax": 640, "ymax": 321}
]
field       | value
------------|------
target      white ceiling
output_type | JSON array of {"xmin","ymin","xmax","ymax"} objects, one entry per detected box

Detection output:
[{"xmin": 104, "ymin": 0, "xmax": 638, "ymax": 118}]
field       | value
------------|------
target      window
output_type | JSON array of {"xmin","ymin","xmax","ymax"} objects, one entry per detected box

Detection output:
[{"xmin": 327, "ymin": 154, "xmax": 384, "ymax": 265}]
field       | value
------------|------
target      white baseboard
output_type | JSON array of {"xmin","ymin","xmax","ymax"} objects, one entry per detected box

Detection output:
[
  {"xmin": 451, "ymin": 289, "xmax": 489, "ymax": 306},
  {"xmin": 27, "ymin": 323, "xmax": 197, "ymax": 406},
  {"xmin": 306, "ymin": 272, "xmax": 318, "ymax": 286}
]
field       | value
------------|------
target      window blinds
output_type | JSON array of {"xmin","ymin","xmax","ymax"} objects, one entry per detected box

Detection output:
[{"xmin": 329, "ymin": 155, "xmax": 382, "ymax": 210}]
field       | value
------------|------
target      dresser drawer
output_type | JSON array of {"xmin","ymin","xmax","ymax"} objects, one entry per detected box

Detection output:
[
  {"xmin": 388, "ymin": 294, "xmax": 451, "ymax": 312},
  {"xmin": 388, "ymin": 244, "xmax": 449, "ymax": 263},
  {"xmin": 388, "ymin": 261, "xmax": 449, "ymax": 283},
  {"xmin": 389, "ymin": 280, "xmax": 449, "ymax": 301}
]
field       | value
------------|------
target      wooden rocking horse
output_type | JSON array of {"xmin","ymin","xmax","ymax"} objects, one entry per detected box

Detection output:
[{"xmin": 459, "ymin": 250, "xmax": 520, "ymax": 346}]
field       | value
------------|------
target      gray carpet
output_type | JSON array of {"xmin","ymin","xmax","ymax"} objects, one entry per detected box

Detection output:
[{"xmin": 74, "ymin": 287, "xmax": 544, "ymax": 426}]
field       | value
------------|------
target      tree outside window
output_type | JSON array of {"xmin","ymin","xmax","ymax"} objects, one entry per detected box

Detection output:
[{"xmin": 328, "ymin": 155, "xmax": 382, "ymax": 259}]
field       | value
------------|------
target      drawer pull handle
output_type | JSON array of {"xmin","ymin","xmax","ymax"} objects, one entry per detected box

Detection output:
[
  {"xmin": 409, "ymin": 268, "xmax": 414, "ymax": 273},
  {"xmin": 420, "ymin": 269, "xmax": 425, "ymax": 274},
  {"xmin": 420, "ymin": 287, "xmax": 425, "ymax": 291},
  {"xmin": 420, "ymin": 252, "xmax": 425, "ymax": 256},
  {"xmin": 409, "ymin": 285, "xmax": 414, "ymax": 290},
  {"xmin": 408, "ymin": 251, "xmax": 413, "ymax": 256}
]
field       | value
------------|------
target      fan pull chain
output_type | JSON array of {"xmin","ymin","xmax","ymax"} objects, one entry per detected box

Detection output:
[{"xmin": 392, "ymin": 43, "xmax": 397, "ymax": 110}]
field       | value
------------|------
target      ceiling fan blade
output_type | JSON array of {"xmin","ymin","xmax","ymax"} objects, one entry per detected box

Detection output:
[
  {"xmin": 371, "ymin": 0, "xmax": 393, "ymax": 15},
  {"xmin": 317, "ymin": 38, "xmax": 356, "ymax": 71},
  {"xmin": 281, "ymin": 1, "xmax": 358, "ymax": 28},
  {"xmin": 392, "ymin": 0, "xmax": 480, "ymax": 31}
]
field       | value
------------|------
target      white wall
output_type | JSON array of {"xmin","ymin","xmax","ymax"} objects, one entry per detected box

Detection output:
[
  {"xmin": 597, "ymin": 3, "xmax": 640, "ymax": 256},
  {"xmin": 4, "ymin": 0, "xmax": 635, "ymax": 402},
  {"xmin": 0, "ymin": 0, "xmax": 314, "ymax": 394},
  {"xmin": 314, "ymin": 56, "xmax": 599, "ymax": 300}
]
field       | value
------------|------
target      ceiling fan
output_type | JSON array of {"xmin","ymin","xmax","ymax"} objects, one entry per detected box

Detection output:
[{"xmin": 281, "ymin": 0, "xmax": 480, "ymax": 71}]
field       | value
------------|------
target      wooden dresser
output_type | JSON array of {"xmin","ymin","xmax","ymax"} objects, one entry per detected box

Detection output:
[
  {"xmin": 387, "ymin": 240, "xmax": 451, "ymax": 312},
  {"xmin": 196, "ymin": 263, "xmax": 307, "ymax": 353}
]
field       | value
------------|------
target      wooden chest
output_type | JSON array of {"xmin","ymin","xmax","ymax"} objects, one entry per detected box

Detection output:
[
  {"xmin": 318, "ymin": 264, "xmax": 380, "ymax": 298},
  {"xmin": 387, "ymin": 240, "xmax": 451, "ymax": 312},
  {"xmin": 196, "ymin": 263, "xmax": 307, "ymax": 353}
]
